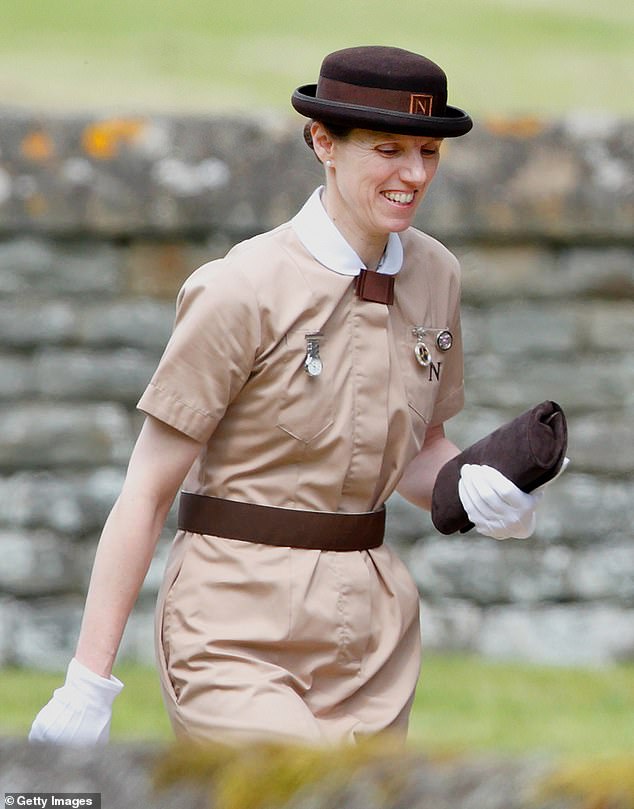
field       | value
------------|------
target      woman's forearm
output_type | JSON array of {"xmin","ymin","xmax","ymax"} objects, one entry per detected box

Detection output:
[
  {"xmin": 74, "ymin": 490, "xmax": 170, "ymax": 678},
  {"xmin": 73, "ymin": 416, "xmax": 203, "ymax": 678},
  {"xmin": 397, "ymin": 423, "xmax": 460, "ymax": 511}
]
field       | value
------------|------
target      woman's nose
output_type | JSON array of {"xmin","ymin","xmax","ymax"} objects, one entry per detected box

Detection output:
[{"xmin": 400, "ymin": 154, "xmax": 427, "ymax": 185}]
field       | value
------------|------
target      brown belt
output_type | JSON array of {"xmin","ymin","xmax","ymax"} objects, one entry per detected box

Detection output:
[{"xmin": 177, "ymin": 492, "xmax": 385, "ymax": 552}]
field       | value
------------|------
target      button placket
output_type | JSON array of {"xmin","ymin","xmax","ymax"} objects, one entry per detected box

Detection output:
[{"xmin": 340, "ymin": 298, "xmax": 391, "ymax": 507}]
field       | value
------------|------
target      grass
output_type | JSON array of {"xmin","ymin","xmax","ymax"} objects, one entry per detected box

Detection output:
[
  {"xmin": 0, "ymin": 663, "xmax": 172, "ymax": 743},
  {"xmin": 1, "ymin": 0, "xmax": 633, "ymax": 116},
  {"xmin": 409, "ymin": 654, "xmax": 634, "ymax": 756},
  {"xmin": 2, "ymin": 654, "xmax": 633, "ymax": 755}
]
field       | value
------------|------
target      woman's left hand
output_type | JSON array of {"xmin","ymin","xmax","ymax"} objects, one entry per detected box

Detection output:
[{"xmin": 458, "ymin": 464, "xmax": 543, "ymax": 540}]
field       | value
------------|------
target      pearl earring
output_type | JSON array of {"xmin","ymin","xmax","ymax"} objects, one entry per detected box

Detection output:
[{"xmin": 326, "ymin": 159, "xmax": 334, "ymax": 168}]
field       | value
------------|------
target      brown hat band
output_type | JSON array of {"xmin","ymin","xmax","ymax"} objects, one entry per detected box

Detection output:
[{"xmin": 318, "ymin": 77, "xmax": 440, "ymax": 117}]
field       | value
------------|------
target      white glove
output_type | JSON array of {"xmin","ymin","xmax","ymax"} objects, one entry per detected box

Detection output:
[
  {"xmin": 29, "ymin": 657, "xmax": 123, "ymax": 746},
  {"xmin": 458, "ymin": 464, "xmax": 543, "ymax": 540}
]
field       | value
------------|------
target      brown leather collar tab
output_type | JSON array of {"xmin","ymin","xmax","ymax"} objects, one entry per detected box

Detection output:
[{"xmin": 355, "ymin": 269, "xmax": 395, "ymax": 305}]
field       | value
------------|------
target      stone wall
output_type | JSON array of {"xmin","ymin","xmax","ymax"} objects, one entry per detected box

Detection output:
[{"xmin": 0, "ymin": 110, "xmax": 632, "ymax": 669}]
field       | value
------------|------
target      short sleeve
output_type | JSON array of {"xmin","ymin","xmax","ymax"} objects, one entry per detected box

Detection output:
[
  {"xmin": 428, "ymin": 255, "xmax": 465, "ymax": 426},
  {"xmin": 428, "ymin": 316, "xmax": 464, "ymax": 425},
  {"xmin": 137, "ymin": 261, "xmax": 260, "ymax": 443}
]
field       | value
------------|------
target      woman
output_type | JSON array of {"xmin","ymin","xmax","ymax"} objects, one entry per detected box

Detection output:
[{"xmin": 29, "ymin": 46, "xmax": 542, "ymax": 747}]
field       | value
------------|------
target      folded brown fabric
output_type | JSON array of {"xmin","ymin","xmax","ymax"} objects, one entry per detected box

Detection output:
[{"xmin": 431, "ymin": 400, "xmax": 568, "ymax": 535}]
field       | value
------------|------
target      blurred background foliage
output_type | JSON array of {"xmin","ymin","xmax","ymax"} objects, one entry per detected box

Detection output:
[{"xmin": 1, "ymin": 0, "xmax": 632, "ymax": 116}]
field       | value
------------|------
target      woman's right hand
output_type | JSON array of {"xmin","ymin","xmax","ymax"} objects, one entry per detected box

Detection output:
[{"xmin": 28, "ymin": 658, "xmax": 123, "ymax": 746}]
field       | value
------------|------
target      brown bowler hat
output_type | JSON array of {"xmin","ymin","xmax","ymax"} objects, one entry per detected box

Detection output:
[{"xmin": 292, "ymin": 46, "xmax": 472, "ymax": 138}]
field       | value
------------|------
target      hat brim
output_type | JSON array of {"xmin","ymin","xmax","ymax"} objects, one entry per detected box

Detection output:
[{"xmin": 292, "ymin": 84, "xmax": 472, "ymax": 138}]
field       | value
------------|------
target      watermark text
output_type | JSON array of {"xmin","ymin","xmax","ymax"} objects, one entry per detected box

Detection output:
[{"xmin": 5, "ymin": 794, "xmax": 100, "ymax": 809}]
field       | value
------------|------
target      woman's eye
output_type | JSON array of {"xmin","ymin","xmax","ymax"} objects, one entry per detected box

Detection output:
[
  {"xmin": 422, "ymin": 148, "xmax": 439, "ymax": 157},
  {"xmin": 377, "ymin": 148, "xmax": 399, "ymax": 156}
]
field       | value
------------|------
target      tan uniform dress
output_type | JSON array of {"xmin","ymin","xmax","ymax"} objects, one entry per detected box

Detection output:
[{"xmin": 137, "ymin": 189, "xmax": 464, "ymax": 745}]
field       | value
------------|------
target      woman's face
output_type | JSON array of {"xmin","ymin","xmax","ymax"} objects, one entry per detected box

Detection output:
[{"xmin": 315, "ymin": 125, "xmax": 442, "ymax": 254}]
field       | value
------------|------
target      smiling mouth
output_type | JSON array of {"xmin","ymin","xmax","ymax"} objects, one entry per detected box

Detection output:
[{"xmin": 382, "ymin": 191, "xmax": 415, "ymax": 205}]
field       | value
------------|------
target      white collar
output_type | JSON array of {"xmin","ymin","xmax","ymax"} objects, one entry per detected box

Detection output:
[{"xmin": 291, "ymin": 186, "xmax": 403, "ymax": 277}]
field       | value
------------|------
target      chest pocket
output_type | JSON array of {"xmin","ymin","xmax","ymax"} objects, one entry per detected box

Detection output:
[
  {"xmin": 276, "ymin": 329, "xmax": 335, "ymax": 444},
  {"xmin": 402, "ymin": 326, "xmax": 450, "ymax": 429}
]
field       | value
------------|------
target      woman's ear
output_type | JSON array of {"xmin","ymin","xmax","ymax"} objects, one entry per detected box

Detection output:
[{"xmin": 310, "ymin": 121, "xmax": 335, "ymax": 166}]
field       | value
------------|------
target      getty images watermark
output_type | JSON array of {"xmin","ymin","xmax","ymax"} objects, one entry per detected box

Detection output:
[{"xmin": 4, "ymin": 796, "xmax": 100, "ymax": 808}]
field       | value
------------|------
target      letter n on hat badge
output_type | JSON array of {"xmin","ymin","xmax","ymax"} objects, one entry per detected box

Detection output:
[{"xmin": 409, "ymin": 94, "xmax": 433, "ymax": 115}]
